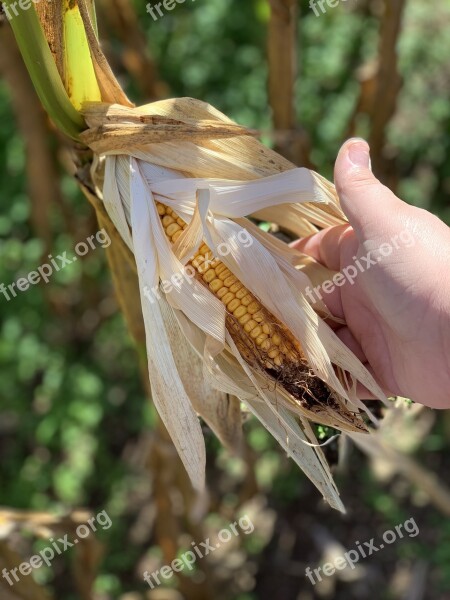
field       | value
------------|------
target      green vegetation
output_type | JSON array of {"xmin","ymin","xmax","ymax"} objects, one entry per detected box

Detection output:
[{"xmin": 1, "ymin": 1, "xmax": 449, "ymax": 598}]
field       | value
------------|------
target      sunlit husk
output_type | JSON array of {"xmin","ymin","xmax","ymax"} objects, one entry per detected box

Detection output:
[{"xmin": 82, "ymin": 99, "xmax": 387, "ymax": 511}]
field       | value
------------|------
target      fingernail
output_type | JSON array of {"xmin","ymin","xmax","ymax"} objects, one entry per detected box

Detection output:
[{"xmin": 346, "ymin": 139, "xmax": 371, "ymax": 169}]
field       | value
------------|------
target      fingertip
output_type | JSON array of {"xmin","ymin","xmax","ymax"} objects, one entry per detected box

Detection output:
[
  {"xmin": 341, "ymin": 138, "xmax": 371, "ymax": 167},
  {"xmin": 335, "ymin": 138, "xmax": 372, "ymax": 187},
  {"xmin": 334, "ymin": 138, "xmax": 395, "ymax": 234}
]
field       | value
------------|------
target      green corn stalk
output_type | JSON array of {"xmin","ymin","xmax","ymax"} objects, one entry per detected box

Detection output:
[{"xmin": 3, "ymin": 0, "xmax": 101, "ymax": 140}]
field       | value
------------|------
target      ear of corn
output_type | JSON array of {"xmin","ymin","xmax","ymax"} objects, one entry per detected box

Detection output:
[
  {"xmin": 80, "ymin": 100, "xmax": 388, "ymax": 509},
  {"xmin": 57, "ymin": 94, "xmax": 392, "ymax": 510},
  {"xmin": 155, "ymin": 200, "xmax": 368, "ymax": 434},
  {"xmin": 157, "ymin": 202, "xmax": 300, "ymax": 369}
]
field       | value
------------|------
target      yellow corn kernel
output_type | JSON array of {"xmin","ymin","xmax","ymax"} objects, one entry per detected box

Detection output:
[
  {"xmin": 166, "ymin": 223, "xmax": 181, "ymax": 237},
  {"xmin": 248, "ymin": 301, "xmax": 260, "ymax": 315},
  {"xmin": 272, "ymin": 333, "xmax": 281, "ymax": 346},
  {"xmin": 227, "ymin": 298, "xmax": 240, "ymax": 312},
  {"xmin": 255, "ymin": 333, "xmax": 268, "ymax": 346},
  {"xmin": 203, "ymin": 269, "xmax": 216, "ymax": 283},
  {"xmin": 233, "ymin": 305, "xmax": 247, "ymax": 319},
  {"xmin": 230, "ymin": 282, "xmax": 243, "ymax": 294},
  {"xmin": 192, "ymin": 256, "xmax": 204, "ymax": 268},
  {"xmin": 224, "ymin": 275, "xmax": 237, "ymax": 287},
  {"xmin": 241, "ymin": 294, "xmax": 253, "ymax": 306},
  {"xmin": 198, "ymin": 261, "xmax": 212, "ymax": 274},
  {"xmin": 217, "ymin": 287, "xmax": 229, "ymax": 299},
  {"xmin": 215, "ymin": 263, "xmax": 228, "ymax": 276},
  {"xmin": 162, "ymin": 215, "xmax": 175, "ymax": 227},
  {"xmin": 218, "ymin": 269, "xmax": 232, "ymax": 281},
  {"xmin": 244, "ymin": 319, "xmax": 258, "ymax": 333},
  {"xmin": 239, "ymin": 313, "xmax": 252, "ymax": 326},
  {"xmin": 222, "ymin": 292, "xmax": 235, "ymax": 305},
  {"xmin": 250, "ymin": 326, "xmax": 262, "ymax": 339},
  {"xmin": 209, "ymin": 279, "xmax": 223, "ymax": 293}
]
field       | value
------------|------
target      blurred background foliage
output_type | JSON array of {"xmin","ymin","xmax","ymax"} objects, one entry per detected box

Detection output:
[{"xmin": 0, "ymin": 0, "xmax": 450, "ymax": 599}]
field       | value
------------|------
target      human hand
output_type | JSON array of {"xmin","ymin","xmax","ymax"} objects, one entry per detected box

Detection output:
[{"xmin": 292, "ymin": 139, "xmax": 450, "ymax": 408}]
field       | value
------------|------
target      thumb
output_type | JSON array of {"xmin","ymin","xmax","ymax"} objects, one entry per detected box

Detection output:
[{"xmin": 334, "ymin": 138, "xmax": 404, "ymax": 239}]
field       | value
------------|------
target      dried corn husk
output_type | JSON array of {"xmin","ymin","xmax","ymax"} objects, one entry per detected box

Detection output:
[{"xmin": 81, "ymin": 99, "xmax": 387, "ymax": 512}]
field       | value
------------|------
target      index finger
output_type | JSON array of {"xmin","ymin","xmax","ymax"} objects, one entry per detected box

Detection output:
[{"xmin": 290, "ymin": 224, "xmax": 355, "ymax": 272}]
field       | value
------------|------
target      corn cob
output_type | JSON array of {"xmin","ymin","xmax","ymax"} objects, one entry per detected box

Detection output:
[{"xmin": 156, "ymin": 201, "xmax": 333, "ymax": 409}]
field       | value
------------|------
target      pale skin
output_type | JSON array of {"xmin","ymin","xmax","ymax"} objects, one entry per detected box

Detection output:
[{"xmin": 292, "ymin": 139, "xmax": 450, "ymax": 409}]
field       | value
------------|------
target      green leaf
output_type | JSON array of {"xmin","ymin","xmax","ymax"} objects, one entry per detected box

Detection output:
[{"xmin": 4, "ymin": 1, "xmax": 85, "ymax": 140}]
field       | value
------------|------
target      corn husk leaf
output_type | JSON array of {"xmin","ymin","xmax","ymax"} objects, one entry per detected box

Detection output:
[{"xmin": 82, "ymin": 99, "xmax": 388, "ymax": 510}]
